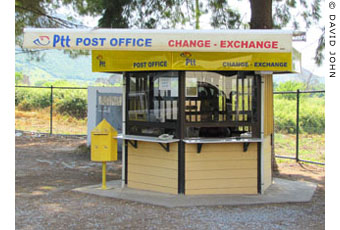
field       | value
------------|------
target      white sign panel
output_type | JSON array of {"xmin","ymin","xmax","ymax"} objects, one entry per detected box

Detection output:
[{"xmin": 23, "ymin": 28, "xmax": 292, "ymax": 53}]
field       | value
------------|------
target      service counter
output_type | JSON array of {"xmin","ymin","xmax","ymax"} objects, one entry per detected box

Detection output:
[{"xmin": 116, "ymin": 134, "xmax": 263, "ymax": 195}]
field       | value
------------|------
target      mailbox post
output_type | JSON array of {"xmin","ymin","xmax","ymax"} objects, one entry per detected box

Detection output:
[{"xmin": 91, "ymin": 119, "xmax": 118, "ymax": 189}]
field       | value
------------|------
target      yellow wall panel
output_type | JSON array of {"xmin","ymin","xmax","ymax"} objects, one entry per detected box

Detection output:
[
  {"xmin": 128, "ymin": 181, "xmax": 178, "ymax": 194},
  {"xmin": 185, "ymin": 142, "xmax": 257, "ymax": 153},
  {"xmin": 128, "ymin": 172, "xmax": 177, "ymax": 188},
  {"xmin": 128, "ymin": 155, "xmax": 177, "ymax": 170},
  {"xmin": 185, "ymin": 148, "xmax": 257, "ymax": 162},
  {"xmin": 129, "ymin": 149, "xmax": 178, "ymax": 161},
  {"xmin": 186, "ymin": 178, "xmax": 257, "ymax": 190},
  {"xmin": 186, "ymin": 159, "xmax": 257, "ymax": 171},
  {"xmin": 185, "ymin": 142, "xmax": 258, "ymax": 194},
  {"xmin": 128, "ymin": 164, "xmax": 177, "ymax": 179},
  {"xmin": 186, "ymin": 169, "xmax": 257, "ymax": 180},
  {"xmin": 127, "ymin": 142, "xmax": 178, "ymax": 194},
  {"xmin": 129, "ymin": 142, "xmax": 178, "ymax": 154}
]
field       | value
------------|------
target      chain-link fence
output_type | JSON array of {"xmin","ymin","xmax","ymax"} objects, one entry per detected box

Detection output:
[
  {"xmin": 274, "ymin": 90, "xmax": 325, "ymax": 165},
  {"xmin": 15, "ymin": 86, "xmax": 87, "ymax": 135}
]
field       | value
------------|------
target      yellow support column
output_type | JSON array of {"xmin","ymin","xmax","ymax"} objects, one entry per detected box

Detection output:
[{"xmin": 102, "ymin": 162, "xmax": 107, "ymax": 190}]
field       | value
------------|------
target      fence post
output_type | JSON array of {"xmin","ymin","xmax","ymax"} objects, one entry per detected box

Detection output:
[
  {"xmin": 50, "ymin": 85, "xmax": 53, "ymax": 135},
  {"xmin": 296, "ymin": 89, "xmax": 300, "ymax": 162}
]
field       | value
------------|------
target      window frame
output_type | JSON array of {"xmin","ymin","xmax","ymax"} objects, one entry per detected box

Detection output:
[
  {"xmin": 125, "ymin": 71, "xmax": 181, "ymax": 137},
  {"xmin": 182, "ymin": 71, "xmax": 261, "ymax": 138}
]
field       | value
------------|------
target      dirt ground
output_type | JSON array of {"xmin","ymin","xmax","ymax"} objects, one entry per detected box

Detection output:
[{"xmin": 15, "ymin": 134, "xmax": 325, "ymax": 230}]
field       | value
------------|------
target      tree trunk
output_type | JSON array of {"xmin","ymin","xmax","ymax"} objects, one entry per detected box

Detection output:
[
  {"xmin": 249, "ymin": 0, "xmax": 273, "ymax": 29},
  {"xmin": 249, "ymin": 0, "xmax": 278, "ymax": 172},
  {"xmin": 195, "ymin": 0, "xmax": 200, "ymax": 29}
]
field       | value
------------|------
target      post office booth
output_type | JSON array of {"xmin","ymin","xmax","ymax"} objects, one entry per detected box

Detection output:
[
  {"xmin": 90, "ymin": 30, "xmax": 300, "ymax": 195},
  {"xmin": 23, "ymin": 29, "xmax": 301, "ymax": 195}
]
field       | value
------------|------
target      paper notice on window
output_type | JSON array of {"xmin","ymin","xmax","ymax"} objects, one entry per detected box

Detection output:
[{"xmin": 159, "ymin": 78, "xmax": 171, "ymax": 90}]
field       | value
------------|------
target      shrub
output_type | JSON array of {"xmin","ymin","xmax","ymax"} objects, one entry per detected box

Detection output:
[
  {"xmin": 17, "ymin": 99, "xmax": 33, "ymax": 111},
  {"xmin": 275, "ymin": 81, "xmax": 306, "ymax": 100},
  {"xmin": 15, "ymin": 88, "xmax": 27, "ymax": 106},
  {"xmin": 55, "ymin": 92, "xmax": 87, "ymax": 119},
  {"xmin": 274, "ymin": 97, "xmax": 325, "ymax": 134},
  {"xmin": 31, "ymin": 90, "xmax": 51, "ymax": 108},
  {"xmin": 16, "ymin": 86, "xmax": 88, "ymax": 120}
]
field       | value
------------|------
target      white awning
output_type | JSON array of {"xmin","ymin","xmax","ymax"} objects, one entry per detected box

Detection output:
[{"xmin": 23, "ymin": 28, "xmax": 293, "ymax": 53}]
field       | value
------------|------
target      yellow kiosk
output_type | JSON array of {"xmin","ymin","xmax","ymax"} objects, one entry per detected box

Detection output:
[{"xmin": 24, "ymin": 29, "xmax": 301, "ymax": 195}]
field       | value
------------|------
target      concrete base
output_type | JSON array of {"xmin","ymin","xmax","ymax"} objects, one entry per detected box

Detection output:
[{"xmin": 72, "ymin": 178, "xmax": 317, "ymax": 208}]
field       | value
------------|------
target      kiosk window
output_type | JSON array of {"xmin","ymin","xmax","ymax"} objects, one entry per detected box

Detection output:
[
  {"xmin": 126, "ymin": 71, "xmax": 179, "ymax": 137},
  {"xmin": 184, "ymin": 71, "xmax": 260, "ymax": 138}
]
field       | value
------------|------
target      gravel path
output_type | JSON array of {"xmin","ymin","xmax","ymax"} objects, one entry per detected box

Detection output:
[{"xmin": 15, "ymin": 135, "xmax": 325, "ymax": 230}]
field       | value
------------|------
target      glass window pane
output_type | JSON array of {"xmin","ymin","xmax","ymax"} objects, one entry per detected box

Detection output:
[
  {"xmin": 127, "ymin": 71, "xmax": 179, "ymax": 137},
  {"xmin": 185, "ymin": 71, "xmax": 259, "ymax": 138}
]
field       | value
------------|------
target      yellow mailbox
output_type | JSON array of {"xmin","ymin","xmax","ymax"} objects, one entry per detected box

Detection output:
[{"xmin": 91, "ymin": 119, "xmax": 118, "ymax": 162}]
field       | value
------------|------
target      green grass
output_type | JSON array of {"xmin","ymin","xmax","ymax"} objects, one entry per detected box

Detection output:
[{"xmin": 274, "ymin": 133, "xmax": 325, "ymax": 163}]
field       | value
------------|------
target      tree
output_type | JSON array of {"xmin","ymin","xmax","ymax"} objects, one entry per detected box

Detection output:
[
  {"xmin": 15, "ymin": 0, "xmax": 90, "ymax": 59},
  {"xmin": 15, "ymin": 0, "xmax": 86, "ymax": 47}
]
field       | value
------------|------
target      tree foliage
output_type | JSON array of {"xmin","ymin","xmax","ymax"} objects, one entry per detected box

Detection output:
[
  {"xmin": 15, "ymin": 72, "xmax": 24, "ymax": 85},
  {"xmin": 15, "ymin": 0, "xmax": 325, "ymax": 64}
]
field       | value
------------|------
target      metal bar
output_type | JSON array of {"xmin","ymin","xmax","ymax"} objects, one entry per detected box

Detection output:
[
  {"xmin": 125, "ymin": 140, "xmax": 128, "ymax": 184},
  {"xmin": 257, "ymin": 142, "xmax": 261, "ymax": 194},
  {"xmin": 275, "ymin": 155, "xmax": 325, "ymax": 165},
  {"xmin": 296, "ymin": 89, "xmax": 300, "ymax": 162},
  {"xmin": 50, "ymin": 86, "xmax": 53, "ymax": 135},
  {"xmin": 189, "ymin": 99, "xmax": 192, "ymax": 122},
  {"xmin": 184, "ymin": 121, "xmax": 252, "ymax": 127},
  {"xmin": 242, "ymin": 75, "xmax": 245, "ymax": 131},
  {"xmin": 127, "ymin": 121, "xmax": 176, "ymax": 128},
  {"xmin": 14, "ymin": 131, "xmax": 86, "ymax": 137},
  {"xmin": 256, "ymin": 74, "xmax": 262, "ymax": 138},
  {"xmin": 128, "ymin": 140, "xmax": 138, "ymax": 148},
  {"xmin": 164, "ymin": 96, "xmax": 167, "ymax": 121},
  {"xmin": 178, "ymin": 71, "xmax": 186, "ymax": 194},
  {"xmin": 197, "ymin": 143, "xmax": 202, "ymax": 153},
  {"xmin": 236, "ymin": 76, "xmax": 239, "ymax": 121},
  {"xmin": 159, "ymin": 143, "xmax": 170, "ymax": 152},
  {"xmin": 248, "ymin": 76, "xmax": 250, "ymax": 122},
  {"xmin": 171, "ymin": 99, "xmax": 173, "ymax": 120},
  {"xmin": 122, "ymin": 74, "xmax": 127, "ymax": 187},
  {"xmin": 125, "ymin": 74, "xmax": 129, "ymax": 185},
  {"xmin": 102, "ymin": 162, "xmax": 107, "ymax": 190},
  {"xmin": 195, "ymin": 99, "xmax": 198, "ymax": 122},
  {"xmin": 15, "ymin": 85, "xmax": 87, "ymax": 89},
  {"xmin": 298, "ymin": 159, "xmax": 325, "ymax": 166},
  {"xmin": 243, "ymin": 142, "xmax": 250, "ymax": 152},
  {"xmin": 273, "ymin": 90, "xmax": 325, "ymax": 94},
  {"xmin": 275, "ymin": 155, "xmax": 297, "ymax": 160}
]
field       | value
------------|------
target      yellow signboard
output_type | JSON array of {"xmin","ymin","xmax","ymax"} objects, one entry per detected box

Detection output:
[{"xmin": 92, "ymin": 50, "xmax": 293, "ymax": 72}]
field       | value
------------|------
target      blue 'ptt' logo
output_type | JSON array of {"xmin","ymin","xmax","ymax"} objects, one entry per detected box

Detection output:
[{"xmin": 33, "ymin": 36, "xmax": 50, "ymax": 46}]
